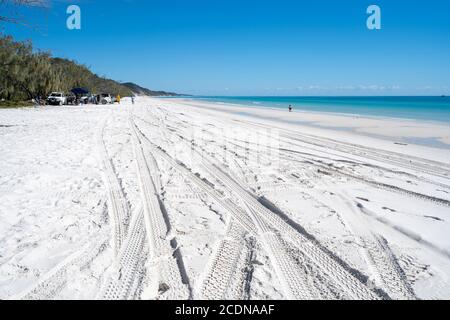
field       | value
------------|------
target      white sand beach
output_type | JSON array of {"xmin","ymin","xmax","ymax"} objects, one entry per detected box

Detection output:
[{"xmin": 1, "ymin": 97, "xmax": 450, "ymax": 300}]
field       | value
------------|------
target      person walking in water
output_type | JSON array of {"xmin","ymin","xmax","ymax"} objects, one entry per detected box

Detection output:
[{"xmin": 289, "ymin": 105, "xmax": 293, "ymax": 112}]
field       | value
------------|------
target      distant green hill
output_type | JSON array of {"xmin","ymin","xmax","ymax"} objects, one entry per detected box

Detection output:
[
  {"xmin": 51, "ymin": 58, "xmax": 133, "ymax": 97},
  {"xmin": 121, "ymin": 82, "xmax": 181, "ymax": 97}
]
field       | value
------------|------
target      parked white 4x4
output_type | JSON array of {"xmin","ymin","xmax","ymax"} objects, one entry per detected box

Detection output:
[{"xmin": 47, "ymin": 92, "xmax": 67, "ymax": 106}]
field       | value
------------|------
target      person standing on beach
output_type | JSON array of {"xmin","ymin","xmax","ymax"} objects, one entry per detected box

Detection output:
[
  {"xmin": 131, "ymin": 96, "xmax": 135, "ymax": 105},
  {"xmin": 289, "ymin": 105, "xmax": 293, "ymax": 112},
  {"xmin": 116, "ymin": 95, "xmax": 121, "ymax": 104}
]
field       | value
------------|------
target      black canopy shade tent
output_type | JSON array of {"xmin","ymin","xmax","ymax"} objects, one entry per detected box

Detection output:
[
  {"xmin": 69, "ymin": 87, "xmax": 94, "ymax": 105},
  {"xmin": 71, "ymin": 87, "xmax": 89, "ymax": 95}
]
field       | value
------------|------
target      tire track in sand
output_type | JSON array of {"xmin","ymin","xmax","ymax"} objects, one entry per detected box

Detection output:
[
  {"xmin": 132, "ymin": 115, "xmax": 325, "ymax": 299},
  {"xmin": 196, "ymin": 219, "xmax": 253, "ymax": 300},
  {"xmin": 196, "ymin": 122, "xmax": 416, "ymax": 299},
  {"xmin": 141, "ymin": 111, "xmax": 384, "ymax": 299},
  {"xmin": 98, "ymin": 206, "xmax": 147, "ymax": 300},
  {"xmin": 207, "ymin": 132, "xmax": 416, "ymax": 299},
  {"xmin": 96, "ymin": 114, "xmax": 131, "ymax": 255},
  {"xmin": 204, "ymin": 161, "xmax": 380, "ymax": 300},
  {"xmin": 129, "ymin": 114, "xmax": 189, "ymax": 300},
  {"xmin": 13, "ymin": 233, "xmax": 109, "ymax": 300},
  {"xmin": 318, "ymin": 191, "xmax": 416, "ymax": 300},
  {"xmin": 132, "ymin": 115, "xmax": 379, "ymax": 300}
]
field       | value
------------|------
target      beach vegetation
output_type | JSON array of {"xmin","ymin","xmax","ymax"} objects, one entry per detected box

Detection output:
[{"xmin": 0, "ymin": 34, "xmax": 133, "ymax": 102}]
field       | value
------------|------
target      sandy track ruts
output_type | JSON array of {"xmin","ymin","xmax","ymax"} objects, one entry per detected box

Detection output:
[
  {"xmin": 13, "ymin": 234, "xmax": 109, "ymax": 300},
  {"xmin": 163, "ymin": 111, "xmax": 450, "ymax": 200},
  {"xmin": 219, "ymin": 127, "xmax": 421, "ymax": 299},
  {"xmin": 328, "ymin": 192, "xmax": 416, "ymax": 300},
  {"xmin": 280, "ymin": 152, "xmax": 450, "ymax": 208},
  {"xmin": 160, "ymin": 126, "xmax": 408, "ymax": 298},
  {"xmin": 97, "ymin": 114, "xmax": 131, "ymax": 254},
  {"xmin": 267, "ymin": 183, "xmax": 417, "ymax": 300},
  {"xmin": 151, "ymin": 120, "xmax": 339, "ymax": 299},
  {"xmin": 165, "ymin": 109, "xmax": 450, "ymax": 189},
  {"xmin": 131, "ymin": 115, "xmax": 259, "ymax": 299},
  {"xmin": 225, "ymin": 122, "xmax": 450, "ymax": 191},
  {"xmin": 133, "ymin": 115, "xmax": 380, "ymax": 300},
  {"xmin": 193, "ymin": 124, "xmax": 450, "ymax": 208},
  {"xmin": 98, "ymin": 207, "xmax": 147, "ymax": 300},
  {"xmin": 144, "ymin": 104, "xmax": 449, "ymax": 300},
  {"xmin": 132, "ymin": 118, "xmax": 257, "ymax": 235},
  {"xmin": 232, "ymin": 137, "xmax": 450, "ymax": 209},
  {"xmin": 278, "ymin": 146, "xmax": 450, "ymax": 191},
  {"xmin": 196, "ymin": 220, "xmax": 253, "ymax": 300},
  {"xmin": 228, "ymin": 137, "xmax": 417, "ymax": 299},
  {"xmin": 180, "ymin": 119, "xmax": 417, "ymax": 299},
  {"xmin": 136, "ymin": 124, "xmax": 259, "ymax": 300},
  {"xmin": 132, "ymin": 116, "xmax": 326, "ymax": 299},
  {"xmin": 192, "ymin": 115, "xmax": 450, "ymax": 195},
  {"xmin": 139, "ymin": 109, "xmax": 374, "ymax": 299},
  {"xmin": 156, "ymin": 110, "xmax": 398, "ymax": 298},
  {"xmin": 129, "ymin": 115, "xmax": 189, "ymax": 300},
  {"xmin": 227, "ymin": 118, "xmax": 450, "ymax": 179},
  {"xmin": 146, "ymin": 111, "xmax": 415, "ymax": 299},
  {"xmin": 204, "ymin": 160, "xmax": 380, "ymax": 300},
  {"xmin": 156, "ymin": 104, "xmax": 450, "ymax": 179},
  {"xmin": 12, "ymin": 114, "xmax": 131, "ymax": 300},
  {"xmin": 364, "ymin": 235, "xmax": 416, "ymax": 299},
  {"xmin": 171, "ymin": 120, "xmax": 415, "ymax": 299}
]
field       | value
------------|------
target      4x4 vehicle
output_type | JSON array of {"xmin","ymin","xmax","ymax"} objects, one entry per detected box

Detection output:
[
  {"xmin": 97, "ymin": 93, "xmax": 112, "ymax": 105},
  {"xmin": 47, "ymin": 92, "xmax": 67, "ymax": 106}
]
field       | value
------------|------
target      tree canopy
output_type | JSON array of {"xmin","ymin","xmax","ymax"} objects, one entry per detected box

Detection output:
[{"xmin": 0, "ymin": 34, "xmax": 133, "ymax": 101}]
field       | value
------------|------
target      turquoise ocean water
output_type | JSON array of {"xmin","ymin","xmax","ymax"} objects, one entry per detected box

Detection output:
[{"xmin": 184, "ymin": 96, "xmax": 450, "ymax": 124}]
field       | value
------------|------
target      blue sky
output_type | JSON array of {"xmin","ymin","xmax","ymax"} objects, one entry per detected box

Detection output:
[{"xmin": 3, "ymin": 0, "xmax": 450, "ymax": 96}]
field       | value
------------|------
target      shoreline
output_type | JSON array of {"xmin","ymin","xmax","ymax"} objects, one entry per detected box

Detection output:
[
  {"xmin": 198, "ymin": 99, "xmax": 450, "ymax": 127},
  {"xmin": 172, "ymin": 96, "xmax": 450, "ymax": 125},
  {"xmin": 167, "ymin": 97, "xmax": 450, "ymax": 152}
]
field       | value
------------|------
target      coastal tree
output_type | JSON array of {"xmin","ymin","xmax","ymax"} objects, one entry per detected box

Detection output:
[
  {"xmin": 0, "ymin": 35, "xmax": 59, "ymax": 100},
  {"xmin": 0, "ymin": 35, "xmax": 34, "ymax": 100},
  {"xmin": 0, "ymin": 34, "xmax": 133, "ymax": 102}
]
